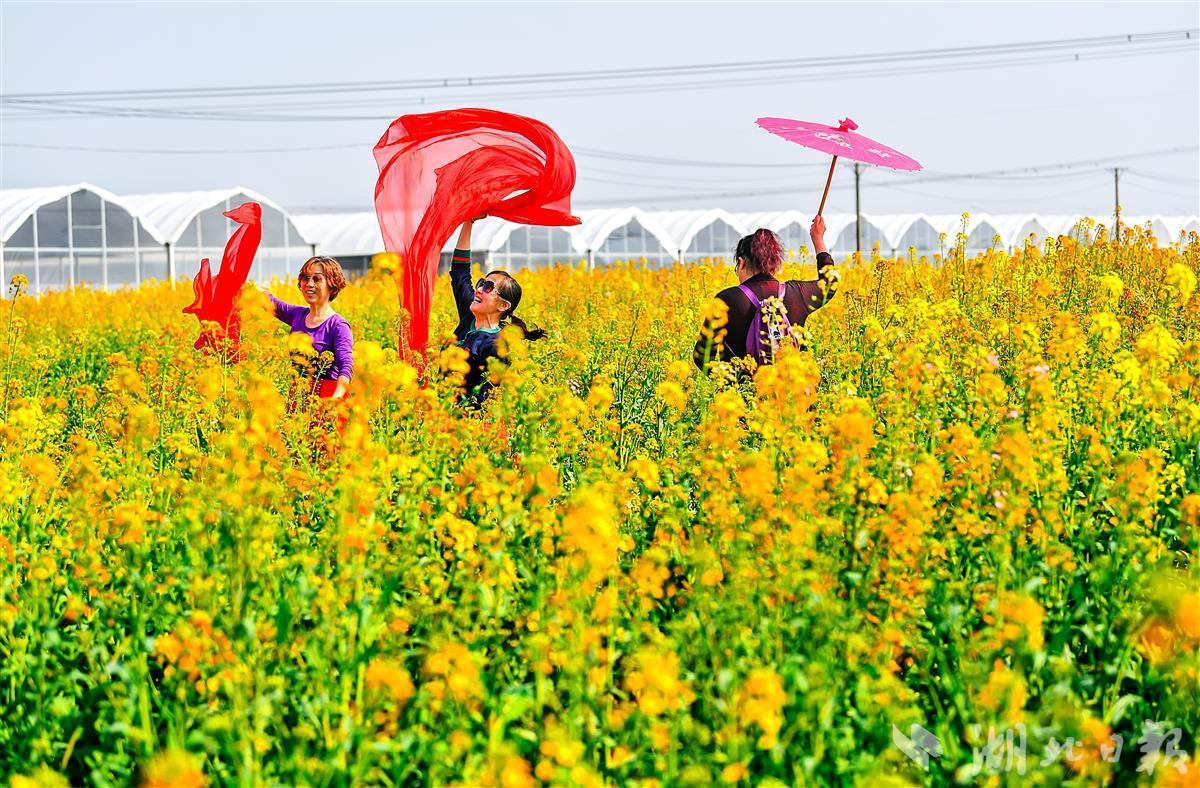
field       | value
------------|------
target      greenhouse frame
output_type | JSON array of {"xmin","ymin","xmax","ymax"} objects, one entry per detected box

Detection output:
[
  {"xmin": 122, "ymin": 187, "xmax": 314, "ymax": 284},
  {"xmin": 295, "ymin": 209, "xmax": 1197, "ymax": 271},
  {"xmin": 3, "ymin": 181, "xmax": 1197, "ymax": 295},
  {"xmin": 1, "ymin": 184, "xmax": 314, "ymax": 295},
  {"xmin": 0, "ymin": 184, "xmax": 167, "ymax": 294}
]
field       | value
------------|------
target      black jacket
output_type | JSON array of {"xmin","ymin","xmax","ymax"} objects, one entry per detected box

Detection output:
[
  {"xmin": 694, "ymin": 252, "xmax": 837, "ymax": 368},
  {"xmin": 450, "ymin": 249, "xmax": 501, "ymax": 402}
]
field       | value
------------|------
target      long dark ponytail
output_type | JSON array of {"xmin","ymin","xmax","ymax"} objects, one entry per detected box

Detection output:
[
  {"xmin": 490, "ymin": 271, "xmax": 547, "ymax": 341},
  {"xmin": 506, "ymin": 313, "xmax": 546, "ymax": 341}
]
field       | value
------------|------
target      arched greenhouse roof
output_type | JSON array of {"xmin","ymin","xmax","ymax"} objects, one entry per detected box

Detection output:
[
  {"xmin": 984, "ymin": 214, "xmax": 1042, "ymax": 248},
  {"xmin": 281, "ymin": 210, "xmax": 1200, "ymax": 258},
  {"xmin": 460, "ymin": 217, "xmax": 523, "ymax": 253},
  {"xmin": 285, "ymin": 209, "xmax": 1197, "ymax": 260},
  {"xmin": 1164, "ymin": 215, "xmax": 1200, "ymax": 236},
  {"xmin": 124, "ymin": 186, "xmax": 311, "ymax": 246},
  {"xmin": 1032, "ymin": 215, "xmax": 1087, "ymax": 237},
  {"xmin": 1, "ymin": 182, "xmax": 166, "ymax": 245},
  {"xmin": 653, "ymin": 209, "xmax": 747, "ymax": 253},
  {"xmin": 861, "ymin": 213, "xmax": 931, "ymax": 250},
  {"xmin": 5, "ymin": 179, "xmax": 1196, "ymax": 268},
  {"xmin": 293, "ymin": 212, "xmax": 381, "ymax": 257},
  {"xmin": 735, "ymin": 211, "xmax": 808, "ymax": 234},
  {"xmin": 824, "ymin": 213, "xmax": 879, "ymax": 244},
  {"xmin": 919, "ymin": 214, "xmax": 975, "ymax": 239},
  {"xmin": 292, "ymin": 213, "xmax": 575, "ymax": 259},
  {"xmin": 571, "ymin": 208, "xmax": 675, "ymax": 253}
]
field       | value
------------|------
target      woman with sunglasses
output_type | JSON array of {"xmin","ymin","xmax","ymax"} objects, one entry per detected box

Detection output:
[
  {"xmin": 254, "ymin": 255, "xmax": 355, "ymax": 400},
  {"xmin": 693, "ymin": 215, "xmax": 837, "ymax": 369},
  {"xmin": 449, "ymin": 216, "xmax": 546, "ymax": 403}
]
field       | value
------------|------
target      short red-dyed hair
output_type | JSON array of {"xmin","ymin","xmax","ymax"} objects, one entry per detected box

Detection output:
[
  {"xmin": 735, "ymin": 228, "xmax": 786, "ymax": 277},
  {"xmin": 299, "ymin": 256, "xmax": 347, "ymax": 301}
]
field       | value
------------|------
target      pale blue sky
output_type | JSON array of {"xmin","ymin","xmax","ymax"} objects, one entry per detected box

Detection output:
[{"xmin": 2, "ymin": 1, "xmax": 1197, "ymax": 216}]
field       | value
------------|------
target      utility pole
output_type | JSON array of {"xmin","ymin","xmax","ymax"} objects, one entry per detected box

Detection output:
[
  {"xmin": 1113, "ymin": 167, "xmax": 1121, "ymax": 243},
  {"xmin": 854, "ymin": 162, "xmax": 862, "ymax": 253}
]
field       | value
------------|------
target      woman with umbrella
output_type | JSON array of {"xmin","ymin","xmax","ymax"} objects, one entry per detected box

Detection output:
[
  {"xmin": 693, "ymin": 115, "xmax": 919, "ymax": 369},
  {"xmin": 693, "ymin": 215, "xmax": 837, "ymax": 369}
]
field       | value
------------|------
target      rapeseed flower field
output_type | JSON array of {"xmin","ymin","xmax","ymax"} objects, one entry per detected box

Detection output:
[{"xmin": 1, "ymin": 222, "xmax": 1198, "ymax": 785}]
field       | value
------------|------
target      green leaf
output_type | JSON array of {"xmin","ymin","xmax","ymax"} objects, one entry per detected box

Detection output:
[{"xmin": 1108, "ymin": 694, "xmax": 1142, "ymax": 725}]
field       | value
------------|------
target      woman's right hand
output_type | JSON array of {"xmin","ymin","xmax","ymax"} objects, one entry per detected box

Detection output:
[
  {"xmin": 249, "ymin": 281, "xmax": 272, "ymax": 306},
  {"xmin": 456, "ymin": 216, "xmax": 483, "ymax": 250}
]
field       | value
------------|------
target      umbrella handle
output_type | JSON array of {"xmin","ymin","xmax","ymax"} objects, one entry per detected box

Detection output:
[{"xmin": 818, "ymin": 156, "xmax": 838, "ymax": 216}]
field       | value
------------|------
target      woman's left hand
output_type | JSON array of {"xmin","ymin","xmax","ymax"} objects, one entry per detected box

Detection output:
[{"xmin": 810, "ymin": 215, "xmax": 828, "ymax": 254}]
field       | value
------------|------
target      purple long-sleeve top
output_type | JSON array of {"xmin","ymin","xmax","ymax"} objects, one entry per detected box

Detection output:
[{"xmin": 269, "ymin": 293, "xmax": 354, "ymax": 381}]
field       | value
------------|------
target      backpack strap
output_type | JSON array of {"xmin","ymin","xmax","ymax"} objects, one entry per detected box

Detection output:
[
  {"xmin": 779, "ymin": 282, "xmax": 802, "ymax": 350},
  {"xmin": 738, "ymin": 282, "xmax": 788, "ymax": 307}
]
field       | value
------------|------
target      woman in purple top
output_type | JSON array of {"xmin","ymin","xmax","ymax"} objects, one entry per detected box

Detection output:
[{"xmin": 255, "ymin": 255, "xmax": 354, "ymax": 400}]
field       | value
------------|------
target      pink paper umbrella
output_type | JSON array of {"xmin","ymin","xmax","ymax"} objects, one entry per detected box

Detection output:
[{"xmin": 757, "ymin": 117, "xmax": 922, "ymax": 215}]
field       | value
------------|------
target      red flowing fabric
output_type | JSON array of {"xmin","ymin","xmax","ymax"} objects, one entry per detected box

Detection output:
[
  {"xmin": 182, "ymin": 201, "xmax": 262, "ymax": 360},
  {"xmin": 373, "ymin": 108, "xmax": 580, "ymax": 359}
]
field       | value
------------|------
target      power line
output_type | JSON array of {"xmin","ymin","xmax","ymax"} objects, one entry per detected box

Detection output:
[
  {"xmin": 8, "ymin": 44, "xmax": 1195, "ymax": 122},
  {"xmin": 592, "ymin": 164, "xmax": 1101, "ymax": 191},
  {"xmin": 869, "ymin": 145, "xmax": 1199, "ymax": 185},
  {"xmin": 5, "ymin": 29, "xmax": 1192, "ymax": 102},
  {"xmin": 0, "ymin": 141, "xmax": 365, "ymax": 154},
  {"xmin": 876, "ymin": 179, "xmax": 1111, "ymax": 206},
  {"xmin": 1118, "ymin": 179, "xmax": 1200, "ymax": 201},
  {"xmin": 7, "ymin": 43, "xmax": 1193, "ymax": 119},
  {"xmin": 1125, "ymin": 168, "xmax": 1200, "ymax": 185},
  {"xmin": 2, "ymin": 33, "xmax": 1194, "ymax": 123},
  {"xmin": 4, "ymin": 138, "xmax": 1193, "ymax": 204},
  {"xmin": 581, "ymin": 165, "xmax": 809, "ymax": 185},
  {"xmin": 579, "ymin": 147, "xmax": 1197, "ymax": 204},
  {"xmin": 575, "ymin": 148, "xmax": 823, "ymax": 169},
  {"xmin": 582, "ymin": 173, "xmax": 804, "ymax": 194},
  {"xmin": 0, "ymin": 139, "xmax": 827, "ymax": 169},
  {"xmin": 908, "ymin": 169, "xmax": 1113, "ymax": 184}
]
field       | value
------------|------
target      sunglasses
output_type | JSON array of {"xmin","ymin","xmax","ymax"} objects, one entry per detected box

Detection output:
[{"xmin": 475, "ymin": 278, "xmax": 496, "ymax": 294}]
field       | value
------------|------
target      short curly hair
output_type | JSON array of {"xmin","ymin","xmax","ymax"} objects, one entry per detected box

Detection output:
[{"xmin": 298, "ymin": 256, "xmax": 347, "ymax": 301}]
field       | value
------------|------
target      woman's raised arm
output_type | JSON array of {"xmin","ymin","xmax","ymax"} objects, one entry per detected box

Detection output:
[
  {"xmin": 450, "ymin": 217, "xmax": 488, "ymax": 339},
  {"xmin": 810, "ymin": 215, "xmax": 838, "ymax": 306}
]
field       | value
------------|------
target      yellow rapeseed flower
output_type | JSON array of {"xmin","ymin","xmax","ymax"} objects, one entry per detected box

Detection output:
[
  {"xmin": 1165, "ymin": 262, "xmax": 1196, "ymax": 303},
  {"xmin": 736, "ymin": 667, "xmax": 789, "ymax": 750},
  {"xmin": 365, "ymin": 657, "xmax": 415, "ymax": 704},
  {"xmin": 141, "ymin": 749, "xmax": 207, "ymax": 788}
]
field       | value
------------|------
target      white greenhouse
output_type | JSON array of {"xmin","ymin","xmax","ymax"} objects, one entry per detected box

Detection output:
[
  {"xmin": 287, "ymin": 209, "xmax": 1200, "ymax": 271},
  {"xmin": 3, "ymin": 181, "xmax": 1197, "ymax": 294},
  {"xmin": 291, "ymin": 212, "xmax": 583, "ymax": 273},
  {"xmin": 0, "ymin": 184, "xmax": 168, "ymax": 293},
  {"xmin": 1, "ymin": 184, "xmax": 315, "ymax": 295},
  {"xmin": 123, "ymin": 187, "xmax": 314, "ymax": 284},
  {"xmin": 573, "ymin": 209, "xmax": 676, "ymax": 268}
]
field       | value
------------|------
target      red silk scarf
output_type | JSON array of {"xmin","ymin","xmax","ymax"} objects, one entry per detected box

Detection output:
[
  {"xmin": 182, "ymin": 201, "xmax": 262, "ymax": 360},
  {"xmin": 373, "ymin": 108, "xmax": 580, "ymax": 359}
]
